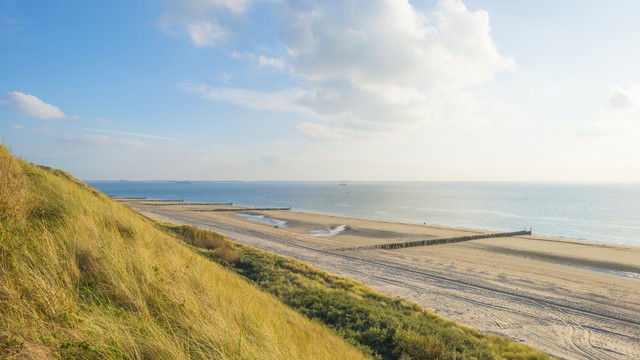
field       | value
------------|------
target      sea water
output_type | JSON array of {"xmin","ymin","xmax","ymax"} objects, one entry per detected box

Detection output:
[{"xmin": 87, "ymin": 181, "xmax": 640, "ymax": 247}]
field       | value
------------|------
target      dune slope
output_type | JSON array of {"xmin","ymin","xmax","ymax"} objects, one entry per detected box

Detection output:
[{"xmin": 0, "ymin": 144, "xmax": 367, "ymax": 359}]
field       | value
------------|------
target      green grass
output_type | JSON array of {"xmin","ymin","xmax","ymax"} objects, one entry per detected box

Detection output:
[
  {"xmin": 165, "ymin": 225, "xmax": 551, "ymax": 360},
  {"xmin": 0, "ymin": 144, "xmax": 368, "ymax": 359}
]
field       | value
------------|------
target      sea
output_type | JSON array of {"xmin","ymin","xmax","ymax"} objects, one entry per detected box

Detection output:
[{"xmin": 87, "ymin": 181, "xmax": 640, "ymax": 247}]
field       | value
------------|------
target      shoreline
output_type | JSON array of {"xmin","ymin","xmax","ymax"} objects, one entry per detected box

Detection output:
[
  {"xmin": 243, "ymin": 208, "xmax": 640, "ymax": 279},
  {"xmin": 288, "ymin": 207, "xmax": 640, "ymax": 248},
  {"xmin": 112, "ymin": 196, "xmax": 640, "ymax": 248},
  {"xmin": 120, "ymin": 199, "xmax": 640, "ymax": 359}
]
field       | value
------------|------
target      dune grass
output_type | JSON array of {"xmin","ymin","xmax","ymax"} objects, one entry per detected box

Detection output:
[
  {"xmin": 166, "ymin": 225, "xmax": 551, "ymax": 360},
  {"xmin": 0, "ymin": 144, "xmax": 368, "ymax": 359}
]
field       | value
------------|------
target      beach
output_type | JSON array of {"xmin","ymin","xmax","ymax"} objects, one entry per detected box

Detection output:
[{"xmin": 121, "ymin": 199, "xmax": 640, "ymax": 359}]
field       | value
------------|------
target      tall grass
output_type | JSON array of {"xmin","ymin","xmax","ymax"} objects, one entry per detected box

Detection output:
[
  {"xmin": 0, "ymin": 144, "xmax": 368, "ymax": 359},
  {"xmin": 0, "ymin": 145, "xmax": 29, "ymax": 225},
  {"xmin": 166, "ymin": 225, "xmax": 239, "ymax": 264}
]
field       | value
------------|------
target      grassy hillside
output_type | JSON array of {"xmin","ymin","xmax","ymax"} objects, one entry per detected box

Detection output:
[
  {"xmin": 0, "ymin": 144, "xmax": 368, "ymax": 359},
  {"xmin": 166, "ymin": 225, "xmax": 550, "ymax": 360}
]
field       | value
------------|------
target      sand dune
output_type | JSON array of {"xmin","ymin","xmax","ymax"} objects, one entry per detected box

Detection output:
[{"xmin": 123, "ymin": 200, "xmax": 640, "ymax": 360}]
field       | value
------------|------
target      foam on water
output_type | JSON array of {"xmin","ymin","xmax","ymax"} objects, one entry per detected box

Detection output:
[
  {"xmin": 236, "ymin": 214, "xmax": 288, "ymax": 227},
  {"xmin": 578, "ymin": 265, "xmax": 640, "ymax": 280},
  {"xmin": 309, "ymin": 225, "xmax": 348, "ymax": 237},
  {"xmin": 612, "ymin": 270, "xmax": 640, "ymax": 280}
]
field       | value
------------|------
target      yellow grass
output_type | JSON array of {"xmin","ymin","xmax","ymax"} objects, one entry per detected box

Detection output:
[{"xmin": 0, "ymin": 144, "xmax": 368, "ymax": 359}]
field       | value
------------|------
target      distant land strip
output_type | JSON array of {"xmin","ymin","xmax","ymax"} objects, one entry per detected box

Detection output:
[{"xmin": 342, "ymin": 230, "xmax": 532, "ymax": 251}]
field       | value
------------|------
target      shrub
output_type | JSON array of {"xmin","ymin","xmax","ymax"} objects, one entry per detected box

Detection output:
[{"xmin": 392, "ymin": 330, "xmax": 448, "ymax": 360}]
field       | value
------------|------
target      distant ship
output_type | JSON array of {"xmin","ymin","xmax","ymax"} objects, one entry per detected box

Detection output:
[{"xmin": 339, "ymin": 182, "xmax": 347, "ymax": 186}]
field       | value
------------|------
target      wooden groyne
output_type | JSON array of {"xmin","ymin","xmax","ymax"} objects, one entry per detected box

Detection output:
[
  {"xmin": 344, "ymin": 230, "xmax": 532, "ymax": 251},
  {"xmin": 112, "ymin": 198, "xmax": 235, "ymax": 206},
  {"xmin": 113, "ymin": 197, "xmax": 184, "ymax": 202},
  {"xmin": 191, "ymin": 207, "xmax": 291, "ymax": 212},
  {"xmin": 142, "ymin": 202, "xmax": 234, "ymax": 206}
]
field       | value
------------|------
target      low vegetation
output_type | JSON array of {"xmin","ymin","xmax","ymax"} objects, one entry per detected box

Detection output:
[
  {"xmin": 0, "ymin": 144, "xmax": 367, "ymax": 359},
  {"xmin": 170, "ymin": 225, "xmax": 550, "ymax": 360},
  {"xmin": 166, "ymin": 225, "xmax": 239, "ymax": 264}
]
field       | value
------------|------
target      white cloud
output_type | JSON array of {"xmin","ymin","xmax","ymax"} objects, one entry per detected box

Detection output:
[
  {"xmin": 94, "ymin": 116, "xmax": 113, "ymax": 124},
  {"xmin": 159, "ymin": 0, "xmax": 254, "ymax": 46},
  {"xmin": 258, "ymin": 55, "xmax": 285, "ymax": 70},
  {"xmin": 13, "ymin": 125, "xmax": 145, "ymax": 147},
  {"xmin": 188, "ymin": 20, "xmax": 227, "ymax": 47},
  {"xmin": 208, "ymin": 142, "xmax": 250, "ymax": 153},
  {"xmin": 182, "ymin": 0, "xmax": 252, "ymax": 14},
  {"xmin": 4, "ymin": 91, "xmax": 65, "ymax": 119},
  {"xmin": 86, "ymin": 128, "xmax": 179, "ymax": 142},
  {"xmin": 294, "ymin": 123, "xmax": 352, "ymax": 142},
  {"xmin": 605, "ymin": 85, "xmax": 639, "ymax": 112},
  {"xmin": 185, "ymin": 153, "xmax": 211, "ymax": 163},
  {"xmin": 278, "ymin": 0, "xmax": 513, "ymax": 137},
  {"xmin": 577, "ymin": 85, "xmax": 640, "ymax": 138},
  {"xmin": 168, "ymin": 0, "xmax": 514, "ymax": 140},
  {"xmin": 179, "ymin": 81, "xmax": 314, "ymax": 114},
  {"xmin": 280, "ymin": 0, "xmax": 513, "ymax": 89}
]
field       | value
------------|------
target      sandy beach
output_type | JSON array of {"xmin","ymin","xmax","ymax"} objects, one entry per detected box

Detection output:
[{"xmin": 121, "ymin": 199, "xmax": 640, "ymax": 359}]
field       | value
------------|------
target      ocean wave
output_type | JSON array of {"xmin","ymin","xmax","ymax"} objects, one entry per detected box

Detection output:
[{"xmin": 577, "ymin": 265, "xmax": 640, "ymax": 280}]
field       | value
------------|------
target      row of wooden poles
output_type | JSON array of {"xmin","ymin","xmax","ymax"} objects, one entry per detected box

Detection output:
[
  {"xmin": 343, "ymin": 229, "xmax": 532, "ymax": 251},
  {"xmin": 141, "ymin": 202, "xmax": 234, "ymax": 206},
  {"xmin": 191, "ymin": 207, "xmax": 292, "ymax": 212}
]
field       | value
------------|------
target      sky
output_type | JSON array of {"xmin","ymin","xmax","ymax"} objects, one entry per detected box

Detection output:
[{"xmin": 1, "ymin": 0, "xmax": 640, "ymax": 181}]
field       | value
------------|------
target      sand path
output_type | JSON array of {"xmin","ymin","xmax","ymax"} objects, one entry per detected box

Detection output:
[{"xmin": 122, "ymin": 200, "xmax": 640, "ymax": 359}]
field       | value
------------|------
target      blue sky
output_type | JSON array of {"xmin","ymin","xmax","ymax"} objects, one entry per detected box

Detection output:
[{"xmin": 2, "ymin": 0, "xmax": 640, "ymax": 181}]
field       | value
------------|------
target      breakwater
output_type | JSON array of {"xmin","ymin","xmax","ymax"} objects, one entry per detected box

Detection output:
[
  {"xmin": 141, "ymin": 202, "xmax": 234, "ymax": 206},
  {"xmin": 344, "ymin": 230, "xmax": 532, "ymax": 251},
  {"xmin": 191, "ymin": 207, "xmax": 291, "ymax": 212}
]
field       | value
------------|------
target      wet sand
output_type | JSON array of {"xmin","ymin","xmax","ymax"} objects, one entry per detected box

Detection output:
[{"xmin": 121, "ymin": 199, "xmax": 640, "ymax": 359}]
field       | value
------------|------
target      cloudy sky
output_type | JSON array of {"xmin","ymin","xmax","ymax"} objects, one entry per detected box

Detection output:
[{"xmin": 1, "ymin": 0, "xmax": 640, "ymax": 181}]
